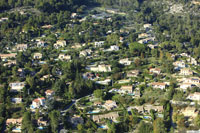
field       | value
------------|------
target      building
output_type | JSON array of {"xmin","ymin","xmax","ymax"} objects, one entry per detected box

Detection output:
[
  {"xmin": 58, "ymin": 54, "xmax": 71, "ymax": 60},
  {"xmin": 173, "ymin": 61, "xmax": 186, "ymax": 68},
  {"xmin": 91, "ymin": 112, "xmax": 119, "ymax": 123},
  {"xmin": 9, "ymin": 82, "xmax": 26, "ymax": 92},
  {"xmin": 143, "ymin": 24, "xmax": 152, "ymax": 29},
  {"xmin": 184, "ymin": 77, "xmax": 200, "ymax": 85},
  {"xmin": 94, "ymin": 41, "xmax": 104, "ymax": 47},
  {"xmin": 54, "ymin": 40, "xmax": 66, "ymax": 49},
  {"xmin": 180, "ymin": 68, "xmax": 193, "ymax": 76},
  {"xmin": 30, "ymin": 97, "xmax": 45, "ymax": 109},
  {"xmin": 11, "ymin": 98, "xmax": 22, "ymax": 103},
  {"xmin": 110, "ymin": 45, "xmax": 119, "ymax": 51},
  {"xmin": 0, "ymin": 53, "xmax": 17, "ymax": 61},
  {"xmin": 15, "ymin": 44, "xmax": 28, "ymax": 51},
  {"xmin": 151, "ymin": 82, "xmax": 166, "ymax": 90},
  {"xmin": 103, "ymin": 100, "xmax": 117, "ymax": 110},
  {"xmin": 120, "ymin": 85, "xmax": 133, "ymax": 94},
  {"xmin": 37, "ymin": 41, "xmax": 48, "ymax": 47},
  {"xmin": 180, "ymin": 83, "xmax": 194, "ymax": 91},
  {"xmin": 33, "ymin": 53, "xmax": 42, "ymax": 59},
  {"xmin": 119, "ymin": 58, "xmax": 132, "ymax": 66},
  {"xmin": 127, "ymin": 70, "xmax": 140, "ymax": 78},
  {"xmin": 45, "ymin": 90, "xmax": 55, "ymax": 98},
  {"xmin": 144, "ymin": 105, "xmax": 164, "ymax": 113},
  {"xmin": 181, "ymin": 107, "xmax": 200, "ymax": 118},
  {"xmin": 138, "ymin": 33, "xmax": 150, "ymax": 39},
  {"xmin": 86, "ymin": 64, "xmax": 112, "ymax": 72},
  {"xmin": 149, "ymin": 68, "xmax": 161, "ymax": 75},
  {"xmin": 6, "ymin": 118, "xmax": 22, "ymax": 132},
  {"xmin": 187, "ymin": 92, "xmax": 200, "ymax": 101}
]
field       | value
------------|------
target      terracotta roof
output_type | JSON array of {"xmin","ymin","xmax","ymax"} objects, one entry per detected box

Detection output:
[{"xmin": 152, "ymin": 82, "xmax": 166, "ymax": 86}]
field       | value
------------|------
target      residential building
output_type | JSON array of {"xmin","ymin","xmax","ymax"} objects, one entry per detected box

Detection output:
[
  {"xmin": 45, "ymin": 89, "xmax": 55, "ymax": 98},
  {"xmin": 187, "ymin": 92, "xmax": 200, "ymax": 101},
  {"xmin": 180, "ymin": 68, "xmax": 193, "ymax": 76},
  {"xmin": 127, "ymin": 70, "xmax": 140, "ymax": 77},
  {"xmin": 6, "ymin": 118, "xmax": 22, "ymax": 132},
  {"xmin": 54, "ymin": 40, "xmax": 66, "ymax": 49},
  {"xmin": 33, "ymin": 53, "xmax": 42, "ymax": 59},
  {"xmin": 103, "ymin": 100, "xmax": 117, "ymax": 110},
  {"xmin": 184, "ymin": 77, "xmax": 200, "ymax": 85},
  {"xmin": 143, "ymin": 24, "xmax": 152, "ymax": 29},
  {"xmin": 0, "ymin": 53, "xmax": 17, "ymax": 61},
  {"xmin": 119, "ymin": 58, "xmax": 132, "ymax": 66},
  {"xmin": 30, "ymin": 97, "xmax": 45, "ymax": 109},
  {"xmin": 151, "ymin": 82, "xmax": 166, "ymax": 90},
  {"xmin": 181, "ymin": 107, "xmax": 200, "ymax": 118},
  {"xmin": 138, "ymin": 33, "xmax": 150, "ymax": 39},
  {"xmin": 144, "ymin": 105, "xmax": 164, "ymax": 113},
  {"xmin": 110, "ymin": 45, "xmax": 119, "ymax": 51},
  {"xmin": 94, "ymin": 41, "xmax": 104, "ymax": 47},
  {"xmin": 149, "ymin": 68, "xmax": 161, "ymax": 75},
  {"xmin": 120, "ymin": 85, "xmax": 133, "ymax": 94},
  {"xmin": 37, "ymin": 117, "xmax": 48, "ymax": 127},
  {"xmin": 91, "ymin": 112, "xmax": 119, "ymax": 123},
  {"xmin": 58, "ymin": 54, "xmax": 71, "ymax": 60},
  {"xmin": 128, "ymin": 106, "xmax": 144, "ymax": 114},
  {"xmin": 15, "ymin": 44, "xmax": 28, "ymax": 51},
  {"xmin": 9, "ymin": 82, "xmax": 25, "ymax": 92},
  {"xmin": 86, "ymin": 64, "xmax": 112, "ymax": 72},
  {"xmin": 173, "ymin": 60, "xmax": 186, "ymax": 68},
  {"xmin": 11, "ymin": 98, "xmax": 22, "ymax": 103},
  {"xmin": 180, "ymin": 83, "xmax": 194, "ymax": 91}
]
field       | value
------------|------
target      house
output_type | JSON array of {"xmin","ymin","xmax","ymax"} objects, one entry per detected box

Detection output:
[
  {"xmin": 45, "ymin": 90, "xmax": 55, "ymax": 98},
  {"xmin": 180, "ymin": 68, "xmax": 193, "ymax": 76},
  {"xmin": 37, "ymin": 117, "xmax": 48, "ymax": 127},
  {"xmin": 138, "ymin": 33, "xmax": 150, "ymax": 39},
  {"xmin": 120, "ymin": 85, "xmax": 133, "ymax": 94},
  {"xmin": 184, "ymin": 77, "xmax": 200, "ymax": 85},
  {"xmin": 147, "ymin": 44, "xmax": 158, "ymax": 49},
  {"xmin": 30, "ymin": 97, "xmax": 45, "ymax": 109},
  {"xmin": 134, "ymin": 89, "xmax": 141, "ymax": 98},
  {"xmin": 91, "ymin": 112, "xmax": 119, "ymax": 123},
  {"xmin": 119, "ymin": 58, "xmax": 132, "ymax": 66},
  {"xmin": 33, "ymin": 53, "xmax": 42, "ymax": 59},
  {"xmin": 71, "ymin": 13, "xmax": 78, "ymax": 18},
  {"xmin": 3, "ymin": 60, "xmax": 17, "ymax": 67},
  {"xmin": 15, "ymin": 44, "xmax": 28, "ymax": 51},
  {"xmin": 37, "ymin": 41, "xmax": 48, "ymax": 47},
  {"xmin": 54, "ymin": 40, "xmax": 66, "ymax": 49},
  {"xmin": 180, "ymin": 83, "xmax": 194, "ymax": 91},
  {"xmin": 151, "ymin": 82, "xmax": 166, "ymax": 90},
  {"xmin": 6, "ymin": 118, "xmax": 22, "ymax": 132},
  {"xmin": 79, "ymin": 49, "xmax": 92, "ymax": 57},
  {"xmin": 94, "ymin": 41, "xmax": 104, "ymax": 47},
  {"xmin": 41, "ymin": 25, "xmax": 53, "ymax": 29},
  {"xmin": 9, "ymin": 82, "xmax": 25, "ymax": 92},
  {"xmin": 86, "ymin": 64, "xmax": 112, "ymax": 72},
  {"xmin": 187, "ymin": 57, "xmax": 197, "ymax": 65},
  {"xmin": 103, "ymin": 100, "xmax": 117, "ymax": 110},
  {"xmin": 58, "ymin": 54, "xmax": 71, "ymax": 60},
  {"xmin": 127, "ymin": 70, "xmax": 140, "ymax": 77},
  {"xmin": 94, "ymin": 101, "xmax": 102, "ymax": 106},
  {"xmin": 69, "ymin": 116, "xmax": 84, "ymax": 126},
  {"xmin": 187, "ymin": 92, "xmax": 200, "ymax": 101},
  {"xmin": 71, "ymin": 43, "xmax": 82, "ymax": 49},
  {"xmin": 110, "ymin": 45, "xmax": 119, "ymax": 51},
  {"xmin": 144, "ymin": 105, "xmax": 164, "ymax": 113},
  {"xmin": 149, "ymin": 68, "xmax": 161, "ymax": 75},
  {"xmin": 173, "ymin": 60, "xmax": 186, "ymax": 69},
  {"xmin": 96, "ymin": 79, "xmax": 111, "ymax": 85},
  {"xmin": 127, "ymin": 106, "xmax": 144, "ymax": 114},
  {"xmin": 181, "ymin": 106, "xmax": 200, "ymax": 118},
  {"xmin": 143, "ymin": 24, "xmax": 152, "ymax": 29},
  {"xmin": 0, "ymin": 53, "xmax": 17, "ymax": 61},
  {"xmin": 11, "ymin": 98, "xmax": 22, "ymax": 103}
]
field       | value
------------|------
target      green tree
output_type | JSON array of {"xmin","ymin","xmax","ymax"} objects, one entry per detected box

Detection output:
[
  {"xmin": 49, "ymin": 110, "xmax": 60, "ymax": 133},
  {"xmin": 93, "ymin": 89, "xmax": 104, "ymax": 100},
  {"xmin": 22, "ymin": 111, "xmax": 34, "ymax": 133},
  {"xmin": 153, "ymin": 118, "xmax": 166, "ymax": 133}
]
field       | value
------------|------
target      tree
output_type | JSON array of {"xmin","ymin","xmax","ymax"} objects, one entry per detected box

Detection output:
[
  {"xmin": 93, "ymin": 89, "xmax": 104, "ymax": 100},
  {"xmin": 194, "ymin": 115, "xmax": 200, "ymax": 127},
  {"xmin": 129, "ymin": 42, "xmax": 146, "ymax": 56},
  {"xmin": 49, "ymin": 110, "xmax": 60, "ymax": 133},
  {"xmin": 137, "ymin": 121, "xmax": 153, "ymax": 133},
  {"xmin": 22, "ymin": 111, "xmax": 34, "ymax": 133},
  {"xmin": 153, "ymin": 118, "xmax": 167, "ymax": 133}
]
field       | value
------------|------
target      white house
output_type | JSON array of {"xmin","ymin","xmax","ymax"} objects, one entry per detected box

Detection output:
[
  {"xmin": 94, "ymin": 41, "xmax": 104, "ymax": 47},
  {"xmin": 173, "ymin": 60, "xmax": 186, "ymax": 68},
  {"xmin": 184, "ymin": 77, "xmax": 200, "ymax": 85},
  {"xmin": 86, "ymin": 64, "xmax": 112, "ymax": 72},
  {"xmin": 11, "ymin": 98, "xmax": 22, "ymax": 103},
  {"xmin": 45, "ymin": 90, "xmax": 55, "ymax": 98},
  {"xmin": 110, "ymin": 45, "xmax": 119, "ymax": 51},
  {"xmin": 151, "ymin": 82, "xmax": 166, "ymax": 90},
  {"xmin": 58, "ymin": 54, "xmax": 71, "ymax": 60},
  {"xmin": 180, "ymin": 68, "xmax": 193, "ymax": 76},
  {"xmin": 187, "ymin": 92, "xmax": 200, "ymax": 101},
  {"xmin": 119, "ymin": 85, "xmax": 133, "ymax": 94},
  {"xmin": 127, "ymin": 70, "xmax": 140, "ymax": 77},
  {"xmin": 119, "ymin": 58, "xmax": 132, "ymax": 66},
  {"xmin": 33, "ymin": 53, "xmax": 42, "ymax": 59},
  {"xmin": 180, "ymin": 83, "xmax": 193, "ymax": 91},
  {"xmin": 9, "ymin": 82, "xmax": 25, "ymax": 92},
  {"xmin": 149, "ymin": 68, "xmax": 161, "ymax": 75},
  {"xmin": 30, "ymin": 97, "xmax": 45, "ymax": 109}
]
